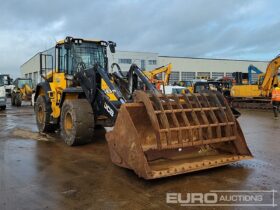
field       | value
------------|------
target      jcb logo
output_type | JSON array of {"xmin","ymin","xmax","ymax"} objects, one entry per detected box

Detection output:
[
  {"xmin": 104, "ymin": 89, "xmax": 113, "ymax": 94},
  {"xmin": 104, "ymin": 102, "xmax": 114, "ymax": 117}
]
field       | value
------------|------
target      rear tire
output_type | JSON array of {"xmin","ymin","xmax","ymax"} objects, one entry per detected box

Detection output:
[
  {"xmin": 0, "ymin": 106, "xmax": 6, "ymax": 110},
  {"xmin": 11, "ymin": 93, "xmax": 15, "ymax": 106},
  {"xmin": 35, "ymin": 95, "xmax": 57, "ymax": 133},
  {"xmin": 14, "ymin": 93, "xmax": 22, "ymax": 107},
  {"xmin": 60, "ymin": 99, "xmax": 94, "ymax": 146}
]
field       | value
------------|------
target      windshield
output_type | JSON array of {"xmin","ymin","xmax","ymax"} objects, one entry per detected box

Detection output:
[
  {"xmin": 59, "ymin": 42, "xmax": 106, "ymax": 74},
  {"xmin": 17, "ymin": 79, "xmax": 32, "ymax": 88}
]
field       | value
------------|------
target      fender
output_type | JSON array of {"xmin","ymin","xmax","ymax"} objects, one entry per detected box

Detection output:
[
  {"xmin": 34, "ymin": 82, "xmax": 52, "ymax": 104},
  {"xmin": 34, "ymin": 82, "xmax": 53, "ymax": 115},
  {"xmin": 59, "ymin": 87, "xmax": 85, "ymax": 107}
]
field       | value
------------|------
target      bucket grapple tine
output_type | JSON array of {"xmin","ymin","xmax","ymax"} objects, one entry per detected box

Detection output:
[
  {"xmin": 201, "ymin": 93, "xmax": 222, "ymax": 138},
  {"xmin": 134, "ymin": 91, "xmax": 162, "ymax": 149},
  {"xmin": 150, "ymin": 93, "xmax": 172, "ymax": 146},
  {"xmin": 161, "ymin": 94, "xmax": 183, "ymax": 145},
  {"xmin": 181, "ymin": 94, "xmax": 203, "ymax": 141},
  {"xmin": 192, "ymin": 93, "xmax": 213, "ymax": 140},
  {"xmin": 171, "ymin": 93, "xmax": 192, "ymax": 143},
  {"xmin": 106, "ymin": 90, "xmax": 253, "ymax": 179}
]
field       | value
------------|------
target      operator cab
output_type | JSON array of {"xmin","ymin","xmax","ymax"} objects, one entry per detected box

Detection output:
[{"xmin": 40, "ymin": 36, "xmax": 116, "ymax": 80}]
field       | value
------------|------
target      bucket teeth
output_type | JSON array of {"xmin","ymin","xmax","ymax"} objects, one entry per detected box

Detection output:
[{"xmin": 106, "ymin": 90, "xmax": 253, "ymax": 179}]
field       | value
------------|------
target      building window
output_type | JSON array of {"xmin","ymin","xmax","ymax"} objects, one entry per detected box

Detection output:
[
  {"xmin": 197, "ymin": 72, "xmax": 210, "ymax": 79},
  {"xmin": 148, "ymin": 60, "xmax": 157, "ymax": 65},
  {"xmin": 33, "ymin": 72, "xmax": 38, "ymax": 86},
  {"xmin": 141, "ymin": 60, "xmax": 146, "ymax": 70},
  {"xmin": 28, "ymin": 73, "xmax": 32, "ymax": 79},
  {"xmin": 225, "ymin": 72, "xmax": 233, "ymax": 78},
  {"xmin": 181, "ymin": 72, "xmax": 195, "ymax": 80},
  {"xmin": 212, "ymin": 72, "xmax": 224, "ymax": 79},
  {"xmin": 25, "ymin": 74, "xmax": 28, "ymax": 78},
  {"xmin": 118, "ymin": 58, "xmax": 132, "ymax": 64},
  {"xmin": 251, "ymin": 73, "xmax": 259, "ymax": 83},
  {"xmin": 169, "ymin": 71, "xmax": 180, "ymax": 85}
]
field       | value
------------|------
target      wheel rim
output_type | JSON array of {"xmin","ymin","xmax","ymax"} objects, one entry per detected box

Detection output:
[
  {"xmin": 64, "ymin": 112, "xmax": 73, "ymax": 133},
  {"xmin": 37, "ymin": 105, "xmax": 44, "ymax": 123}
]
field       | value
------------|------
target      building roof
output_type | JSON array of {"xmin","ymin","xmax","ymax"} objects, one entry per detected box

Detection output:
[{"xmin": 159, "ymin": 55, "xmax": 268, "ymax": 63}]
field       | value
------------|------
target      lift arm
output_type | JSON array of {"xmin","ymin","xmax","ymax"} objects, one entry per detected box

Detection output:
[
  {"xmin": 75, "ymin": 64, "xmax": 159, "ymax": 120},
  {"xmin": 248, "ymin": 65, "xmax": 262, "ymax": 84}
]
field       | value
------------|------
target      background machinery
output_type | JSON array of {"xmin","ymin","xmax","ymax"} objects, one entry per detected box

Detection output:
[
  {"xmin": 144, "ymin": 63, "xmax": 172, "ymax": 86},
  {"xmin": 248, "ymin": 65, "xmax": 263, "ymax": 85},
  {"xmin": 33, "ymin": 36, "xmax": 252, "ymax": 179},
  {"xmin": 11, "ymin": 78, "xmax": 34, "ymax": 106},
  {"xmin": 0, "ymin": 76, "xmax": 7, "ymax": 110},
  {"xmin": 231, "ymin": 56, "xmax": 280, "ymax": 109},
  {"xmin": 0, "ymin": 74, "xmax": 14, "ymax": 96}
]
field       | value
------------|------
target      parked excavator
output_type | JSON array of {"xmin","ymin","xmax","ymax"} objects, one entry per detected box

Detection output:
[
  {"xmin": 231, "ymin": 55, "xmax": 280, "ymax": 109},
  {"xmin": 144, "ymin": 63, "xmax": 172, "ymax": 85},
  {"xmin": 11, "ymin": 78, "xmax": 34, "ymax": 106},
  {"xmin": 33, "ymin": 37, "xmax": 252, "ymax": 179}
]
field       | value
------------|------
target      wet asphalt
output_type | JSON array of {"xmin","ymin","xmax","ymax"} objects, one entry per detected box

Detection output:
[{"xmin": 0, "ymin": 99, "xmax": 279, "ymax": 210}]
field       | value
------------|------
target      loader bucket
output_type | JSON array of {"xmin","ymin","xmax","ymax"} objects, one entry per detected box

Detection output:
[{"xmin": 106, "ymin": 90, "xmax": 253, "ymax": 179}]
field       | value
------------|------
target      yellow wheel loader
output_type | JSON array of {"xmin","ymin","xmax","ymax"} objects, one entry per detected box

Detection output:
[
  {"xmin": 34, "ymin": 36, "xmax": 252, "ymax": 179},
  {"xmin": 11, "ymin": 78, "xmax": 34, "ymax": 106}
]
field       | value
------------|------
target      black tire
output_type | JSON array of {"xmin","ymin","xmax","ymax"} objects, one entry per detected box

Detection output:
[
  {"xmin": 60, "ymin": 99, "xmax": 94, "ymax": 146},
  {"xmin": 35, "ymin": 95, "xmax": 57, "ymax": 133},
  {"xmin": 14, "ymin": 93, "xmax": 22, "ymax": 107},
  {"xmin": 11, "ymin": 93, "xmax": 15, "ymax": 106},
  {"xmin": 0, "ymin": 106, "xmax": 6, "ymax": 110}
]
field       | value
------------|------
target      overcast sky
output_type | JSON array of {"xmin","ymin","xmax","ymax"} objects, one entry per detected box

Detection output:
[{"xmin": 0, "ymin": 0, "xmax": 279, "ymax": 77}]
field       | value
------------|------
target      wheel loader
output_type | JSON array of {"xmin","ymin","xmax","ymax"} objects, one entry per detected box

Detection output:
[
  {"xmin": 33, "ymin": 36, "xmax": 252, "ymax": 179},
  {"xmin": 11, "ymin": 78, "xmax": 34, "ymax": 106}
]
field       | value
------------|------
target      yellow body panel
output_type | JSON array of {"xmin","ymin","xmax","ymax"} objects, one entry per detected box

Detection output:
[
  {"xmin": 38, "ymin": 72, "xmax": 117, "ymax": 118},
  {"xmin": 48, "ymin": 73, "xmax": 67, "ymax": 118},
  {"xmin": 101, "ymin": 80, "xmax": 117, "ymax": 101},
  {"xmin": 19, "ymin": 84, "xmax": 33, "ymax": 100},
  {"xmin": 187, "ymin": 86, "xmax": 194, "ymax": 93},
  {"xmin": 230, "ymin": 85, "xmax": 262, "ymax": 98}
]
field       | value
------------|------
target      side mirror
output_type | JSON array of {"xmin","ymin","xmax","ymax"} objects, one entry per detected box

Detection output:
[{"xmin": 108, "ymin": 41, "xmax": 116, "ymax": 53}]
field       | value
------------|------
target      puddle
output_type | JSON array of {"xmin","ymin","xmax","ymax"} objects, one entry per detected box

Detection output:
[{"xmin": 11, "ymin": 128, "xmax": 54, "ymax": 141}]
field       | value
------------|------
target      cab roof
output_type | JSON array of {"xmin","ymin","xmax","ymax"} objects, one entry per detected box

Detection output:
[{"xmin": 56, "ymin": 38, "xmax": 104, "ymax": 45}]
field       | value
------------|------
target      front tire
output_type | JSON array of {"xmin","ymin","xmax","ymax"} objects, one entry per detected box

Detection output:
[
  {"xmin": 60, "ymin": 99, "xmax": 94, "ymax": 146},
  {"xmin": 35, "ymin": 95, "xmax": 57, "ymax": 133}
]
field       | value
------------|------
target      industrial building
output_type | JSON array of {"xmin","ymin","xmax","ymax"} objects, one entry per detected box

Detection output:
[{"xmin": 21, "ymin": 50, "xmax": 268, "ymax": 85}]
